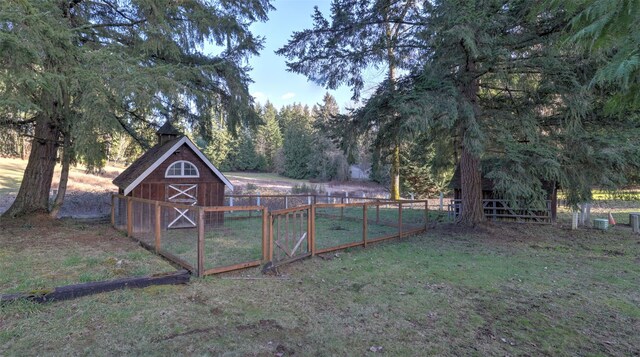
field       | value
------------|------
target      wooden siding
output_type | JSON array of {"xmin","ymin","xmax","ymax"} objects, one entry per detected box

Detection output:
[{"xmin": 126, "ymin": 143, "xmax": 225, "ymax": 207}]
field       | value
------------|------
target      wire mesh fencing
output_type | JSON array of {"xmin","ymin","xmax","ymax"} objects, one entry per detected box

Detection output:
[{"xmin": 113, "ymin": 194, "xmax": 431, "ymax": 274}]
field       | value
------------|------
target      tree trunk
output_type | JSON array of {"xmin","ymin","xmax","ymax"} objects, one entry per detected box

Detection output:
[
  {"xmin": 50, "ymin": 134, "xmax": 71, "ymax": 218},
  {"xmin": 390, "ymin": 143, "xmax": 400, "ymax": 200},
  {"xmin": 456, "ymin": 51, "xmax": 485, "ymax": 225},
  {"xmin": 457, "ymin": 146, "xmax": 484, "ymax": 225},
  {"xmin": 3, "ymin": 116, "xmax": 60, "ymax": 217}
]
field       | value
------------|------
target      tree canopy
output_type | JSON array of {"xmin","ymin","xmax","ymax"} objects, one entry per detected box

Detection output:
[{"xmin": 0, "ymin": 0, "xmax": 272, "ymax": 217}]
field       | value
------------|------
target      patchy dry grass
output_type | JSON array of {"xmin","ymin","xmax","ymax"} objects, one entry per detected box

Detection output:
[
  {"xmin": 1, "ymin": 220, "xmax": 639, "ymax": 356},
  {"xmin": 0, "ymin": 157, "xmax": 121, "ymax": 195},
  {"xmin": 0, "ymin": 216, "xmax": 176, "ymax": 294}
]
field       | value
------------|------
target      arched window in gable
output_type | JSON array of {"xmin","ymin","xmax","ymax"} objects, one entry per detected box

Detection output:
[{"xmin": 165, "ymin": 160, "xmax": 199, "ymax": 178}]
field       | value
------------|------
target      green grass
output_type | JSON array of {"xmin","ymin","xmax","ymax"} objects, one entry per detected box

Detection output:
[
  {"xmin": 0, "ymin": 219, "xmax": 175, "ymax": 294},
  {"xmin": 1, "ymin": 223, "xmax": 639, "ymax": 355},
  {"xmin": 129, "ymin": 207, "xmax": 428, "ymax": 268},
  {"xmin": 0, "ymin": 158, "xmax": 25, "ymax": 195}
]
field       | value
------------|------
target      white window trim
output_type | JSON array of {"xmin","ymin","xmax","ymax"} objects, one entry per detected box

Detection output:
[{"xmin": 165, "ymin": 160, "xmax": 200, "ymax": 178}]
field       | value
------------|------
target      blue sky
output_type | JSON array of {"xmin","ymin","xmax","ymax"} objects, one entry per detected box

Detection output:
[{"xmin": 247, "ymin": 0, "xmax": 385, "ymax": 111}]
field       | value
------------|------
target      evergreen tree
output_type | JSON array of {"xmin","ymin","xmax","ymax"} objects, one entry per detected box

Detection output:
[
  {"xmin": 204, "ymin": 123, "xmax": 235, "ymax": 171},
  {"xmin": 309, "ymin": 93, "xmax": 349, "ymax": 181},
  {"xmin": 255, "ymin": 101, "xmax": 283, "ymax": 171},
  {"xmin": 0, "ymin": 0, "xmax": 272, "ymax": 217},
  {"xmin": 553, "ymin": 0, "xmax": 640, "ymax": 112},
  {"xmin": 280, "ymin": 104, "xmax": 313, "ymax": 179},
  {"xmin": 226, "ymin": 128, "xmax": 265, "ymax": 171},
  {"xmin": 277, "ymin": 0, "xmax": 422, "ymax": 199}
]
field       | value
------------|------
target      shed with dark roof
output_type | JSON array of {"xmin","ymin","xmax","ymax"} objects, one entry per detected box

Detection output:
[
  {"xmin": 450, "ymin": 164, "xmax": 557, "ymax": 222},
  {"xmin": 113, "ymin": 123, "xmax": 232, "ymax": 228}
]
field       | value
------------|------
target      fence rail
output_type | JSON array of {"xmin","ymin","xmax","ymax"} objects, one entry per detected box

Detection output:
[
  {"xmin": 112, "ymin": 194, "xmax": 430, "ymax": 276},
  {"xmin": 449, "ymin": 199, "xmax": 553, "ymax": 223}
]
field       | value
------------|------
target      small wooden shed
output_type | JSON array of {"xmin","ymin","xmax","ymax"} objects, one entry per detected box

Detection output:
[
  {"xmin": 113, "ymin": 122, "xmax": 233, "ymax": 228},
  {"xmin": 450, "ymin": 165, "xmax": 557, "ymax": 222}
]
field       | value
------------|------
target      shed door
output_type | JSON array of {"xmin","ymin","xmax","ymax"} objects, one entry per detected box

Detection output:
[{"xmin": 166, "ymin": 184, "xmax": 198, "ymax": 228}]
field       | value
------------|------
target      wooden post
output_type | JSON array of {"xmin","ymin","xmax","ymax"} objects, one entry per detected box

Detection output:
[
  {"xmin": 631, "ymin": 214, "xmax": 640, "ymax": 234},
  {"xmin": 493, "ymin": 200, "xmax": 497, "ymax": 221},
  {"xmin": 310, "ymin": 204, "xmax": 316, "ymax": 256},
  {"xmin": 571, "ymin": 211, "xmax": 579, "ymax": 230},
  {"xmin": 398, "ymin": 202, "xmax": 403, "ymax": 238},
  {"xmin": 197, "ymin": 208, "xmax": 205, "ymax": 277},
  {"xmin": 111, "ymin": 195, "xmax": 115, "ymax": 227},
  {"xmin": 424, "ymin": 201, "xmax": 428, "ymax": 230},
  {"xmin": 376, "ymin": 200, "xmax": 380, "ymax": 224},
  {"xmin": 155, "ymin": 202, "xmax": 161, "ymax": 252},
  {"xmin": 262, "ymin": 207, "xmax": 268, "ymax": 261},
  {"xmin": 126, "ymin": 197, "xmax": 133, "ymax": 237},
  {"xmin": 341, "ymin": 196, "xmax": 344, "ymax": 220},
  {"xmin": 268, "ymin": 215, "xmax": 274, "ymax": 261},
  {"xmin": 307, "ymin": 207, "xmax": 312, "ymax": 253},
  {"xmin": 363, "ymin": 204, "xmax": 367, "ymax": 248}
]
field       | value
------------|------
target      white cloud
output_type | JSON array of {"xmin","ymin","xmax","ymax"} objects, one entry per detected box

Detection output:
[
  {"xmin": 251, "ymin": 91, "xmax": 268, "ymax": 103},
  {"xmin": 281, "ymin": 92, "xmax": 296, "ymax": 100}
]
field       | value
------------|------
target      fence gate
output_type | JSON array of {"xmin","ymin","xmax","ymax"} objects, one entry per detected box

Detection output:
[
  {"xmin": 269, "ymin": 205, "xmax": 312, "ymax": 266},
  {"xmin": 166, "ymin": 184, "xmax": 198, "ymax": 228}
]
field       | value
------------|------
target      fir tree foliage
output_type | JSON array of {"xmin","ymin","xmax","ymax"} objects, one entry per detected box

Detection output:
[
  {"xmin": 254, "ymin": 101, "xmax": 283, "ymax": 171},
  {"xmin": 0, "ymin": 0, "xmax": 272, "ymax": 216}
]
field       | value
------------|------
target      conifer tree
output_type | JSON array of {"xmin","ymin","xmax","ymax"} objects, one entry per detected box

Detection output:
[
  {"xmin": 277, "ymin": 0, "xmax": 421, "ymax": 199},
  {"xmin": 0, "ymin": 0, "xmax": 272, "ymax": 217},
  {"xmin": 255, "ymin": 101, "xmax": 283, "ymax": 171}
]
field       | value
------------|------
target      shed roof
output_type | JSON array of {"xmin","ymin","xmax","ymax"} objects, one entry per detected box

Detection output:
[
  {"xmin": 157, "ymin": 121, "xmax": 182, "ymax": 136},
  {"xmin": 113, "ymin": 135, "xmax": 233, "ymax": 195}
]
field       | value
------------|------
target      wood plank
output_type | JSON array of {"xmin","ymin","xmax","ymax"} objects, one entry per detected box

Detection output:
[
  {"xmin": 197, "ymin": 208, "xmax": 205, "ymax": 277},
  {"xmin": 315, "ymin": 241, "xmax": 364, "ymax": 255},
  {"xmin": 155, "ymin": 202, "xmax": 161, "ymax": 252},
  {"xmin": 1, "ymin": 270, "xmax": 190, "ymax": 304},
  {"xmin": 203, "ymin": 260, "xmax": 262, "ymax": 275}
]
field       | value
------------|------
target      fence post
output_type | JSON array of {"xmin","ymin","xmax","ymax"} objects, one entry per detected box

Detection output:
[
  {"xmin": 632, "ymin": 214, "xmax": 640, "ymax": 234},
  {"xmin": 307, "ymin": 206, "xmax": 312, "ymax": 253},
  {"xmin": 363, "ymin": 203, "xmax": 367, "ymax": 248},
  {"xmin": 197, "ymin": 207, "xmax": 205, "ymax": 277},
  {"xmin": 310, "ymin": 204, "xmax": 316, "ymax": 256},
  {"xmin": 155, "ymin": 202, "xmax": 161, "ymax": 252},
  {"xmin": 376, "ymin": 200, "xmax": 380, "ymax": 224},
  {"xmin": 126, "ymin": 197, "xmax": 133, "ymax": 237},
  {"xmin": 424, "ymin": 201, "xmax": 428, "ymax": 230},
  {"xmin": 268, "ymin": 214, "xmax": 274, "ymax": 261},
  {"xmin": 398, "ymin": 202, "xmax": 403, "ymax": 238},
  {"xmin": 111, "ymin": 195, "xmax": 115, "ymax": 227},
  {"xmin": 439, "ymin": 192, "xmax": 443, "ymax": 211},
  {"xmin": 285, "ymin": 196, "xmax": 288, "ymax": 209},
  {"xmin": 257, "ymin": 193, "xmax": 261, "ymax": 206},
  {"xmin": 340, "ymin": 196, "xmax": 344, "ymax": 220},
  {"xmin": 262, "ymin": 207, "xmax": 268, "ymax": 261},
  {"xmin": 307, "ymin": 195, "xmax": 311, "ymax": 205},
  {"xmin": 230, "ymin": 196, "xmax": 234, "ymax": 207}
]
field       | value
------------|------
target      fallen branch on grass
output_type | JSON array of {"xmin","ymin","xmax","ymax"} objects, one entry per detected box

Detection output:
[{"xmin": 0, "ymin": 270, "xmax": 190, "ymax": 304}]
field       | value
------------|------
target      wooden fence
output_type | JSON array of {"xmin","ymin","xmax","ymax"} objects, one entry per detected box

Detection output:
[
  {"xmin": 112, "ymin": 194, "xmax": 429, "ymax": 276},
  {"xmin": 448, "ymin": 199, "xmax": 553, "ymax": 223}
]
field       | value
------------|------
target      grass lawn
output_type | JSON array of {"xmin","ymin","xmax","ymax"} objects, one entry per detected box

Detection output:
[
  {"xmin": 0, "ymin": 216, "xmax": 176, "ymax": 294},
  {"xmin": 1, "ymin": 221, "xmax": 639, "ymax": 355},
  {"xmin": 0, "ymin": 157, "xmax": 121, "ymax": 195}
]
